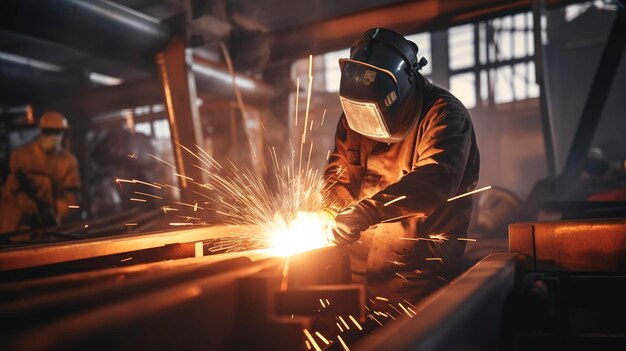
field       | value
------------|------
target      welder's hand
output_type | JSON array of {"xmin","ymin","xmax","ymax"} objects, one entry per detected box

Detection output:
[{"xmin": 329, "ymin": 200, "xmax": 382, "ymax": 245}]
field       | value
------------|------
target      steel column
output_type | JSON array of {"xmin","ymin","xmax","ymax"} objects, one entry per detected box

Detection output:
[
  {"xmin": 156, "ymin": 36, "xmax": 205, "ymax": 198},
  {"xmin": 560, "ymin": 7, "xmax": 626, "ymax": 179},
  {"xmin": 533, "ymin": 0, "xmax": 558, "ymax": 177}
]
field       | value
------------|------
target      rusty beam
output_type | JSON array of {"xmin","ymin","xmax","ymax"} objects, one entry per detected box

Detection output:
[
  {"xmin": 156, "ymin": 36, "xmax": 206, "ymax": 196},
  {"xmin": 0, "ymin": 225, "xmax": 239, "ymax": 272},
  {"xmin": 44, "ymin": 57, "xmax": 274, "ymax": 119},
  {"xmin": 249, "ymin": 0, "xmax": 574, "ymax": 66},
  {"xmin": 509, "ymin": 218, "xmax": 626, "ymax": 272},
  {"xmin": 354, "ymin": 253, "xmax": 521, "ymax": 351}
]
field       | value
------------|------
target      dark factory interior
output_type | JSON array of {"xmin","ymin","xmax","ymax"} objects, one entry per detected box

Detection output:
[{"xmin": 1, "ymin": 0, "xmax": 625, "ymax": 350}]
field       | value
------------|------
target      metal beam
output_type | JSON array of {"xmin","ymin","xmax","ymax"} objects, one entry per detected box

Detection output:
[
  {"xmin": 0, "ymin": 0, "xmax": 171, "ymax": 70},
  {"xmin": 0, "ymin": 225, "xmax": 238, "ymax": 271},
  {"xmin": 509, "ymin": 217, "xmax": 626, "ymax": 272},
  {"xmin": 156, "ymin": 37, "xmax": 206, "ymax": 197},
  {"xmin": 354, "ymin": 253, "xmax": 520, "ymax": 351},
  {"xmin": 0, "ymin": 56, "xmax": 88, "ymax": 104},
  {"xmin": 245, "ymin": 0, "xmax": 574, "ymax": 67},
  {"xmin": 533, "ymin": 0, "xmax": 558, "ymax": 176}
]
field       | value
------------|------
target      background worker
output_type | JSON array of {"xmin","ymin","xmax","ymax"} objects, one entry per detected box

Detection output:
[
  {"xmin": 1, "ymin": 111, "xmax": 80, "ymax": 233},
  {"xmin": 323, "ymin": 28, "xmax": 480, "ymax": 303}
]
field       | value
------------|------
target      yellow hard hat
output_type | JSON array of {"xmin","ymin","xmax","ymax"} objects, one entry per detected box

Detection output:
[{"xmin": 39, "ymin": 111, "xmax": 69, "ymax": 130}]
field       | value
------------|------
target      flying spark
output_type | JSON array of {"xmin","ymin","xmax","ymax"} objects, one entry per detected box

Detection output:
[
  {"xmin": 118, "ymin": 54, "xmax": 338, "ymax": 258},
  {"xmin": 368, "ymin": 314, "xmax": 384, "ymax": 326},
  {"xmin": 395, "ymin": 272, "xmax": 408, "ymax": 282},
  {"xmin": 281, "ymin": 259, "xmax": 290, "ymax": 292},
  {"xmin": 303, "ymin": 329, "xmax": 322, "ymax": 351},
  {"xmin": 384, "ymin": 195, "xmax": 406, "ymax": 207},
  {"xmin": 337, "ymin": 335, "xmax": 350, "ymax": 351},
  {"xmin": 447, "ymin": 185, "xmax": 492, "ymax": 202},
  {"xmin": 398, "ymin": 303, "xmax": 413, "ymax": 318},
  {"xmin": 338, "ymin": 316, "xmax": 350, "ymax": 330},
  {"xmin": 315, "ymin": 331, "xmax": 330, "ymax": 345},
  {"xmin": 349, "ymin": 315, "xmax": 362, "ymax": 330}
]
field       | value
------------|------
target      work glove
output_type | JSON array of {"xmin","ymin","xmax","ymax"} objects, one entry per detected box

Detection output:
[{"xmin": 329, "ymin": 199, "xmax": 382, "ymax": 245}]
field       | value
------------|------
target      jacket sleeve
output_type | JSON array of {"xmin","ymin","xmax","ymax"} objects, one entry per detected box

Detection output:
[
  {"xmin": 3, "ymin": 149, "xmax": 32, "ymax": 209},
  {"xmin": 367, "ymin": 99, "xmax": 474, "ymax": 221},
  {"xmin": 322, "ymin": 116, "xmax": 356, "ymax": 209}
]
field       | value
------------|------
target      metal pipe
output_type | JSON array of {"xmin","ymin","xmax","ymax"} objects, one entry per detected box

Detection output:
[
  {"xmin": 0, "ymin": 56, "xmax": 88, "ymax": 104},
  {"xmin": 0, "ymin": 0, "xmax": 275, "ymax": 105},
  {"xmin": 192, "ymin": 56, "xmax": 275, "ymax": 104},
  {"xmin": 0, "ymin": 0, "xmax": 171, "ymax": 69}
]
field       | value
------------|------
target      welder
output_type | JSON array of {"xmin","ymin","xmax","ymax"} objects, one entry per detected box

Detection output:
[
  {"xmin": 1, "ymin": 111, "xmax": 80, "ymax": 233},
  {"xmin": 322, "ymin": 28, "xmax": 480, "ymax": 303}
]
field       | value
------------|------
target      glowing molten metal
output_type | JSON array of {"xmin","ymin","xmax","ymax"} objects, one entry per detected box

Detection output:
[{"xmin": 266, "ymin": 211, "xmax": 333, "ymax": 257}]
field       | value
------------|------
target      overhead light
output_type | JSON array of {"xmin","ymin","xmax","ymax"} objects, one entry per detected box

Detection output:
[
  {"xmin": 89, "ymin": 72, "xmax": 123, "ymax": 86},
  {"xmin": 0, "ymin": 51, "xmax": 63, "ymax": 71}
]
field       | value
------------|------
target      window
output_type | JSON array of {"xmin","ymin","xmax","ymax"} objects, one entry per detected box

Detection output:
[
  {"xmin": 153, "ymin": 119, "xmax": 171, "ymax": 139},
  {"xmin": 134, "ymin": 122, "xmax": 152, "ymax": 136},
  {"xmin": 448, "ymin": 12, "xmax": 541, "ymax": 108},
  {"xmin": 449, "ymin": 24, "xmax": 474, "ymax": 70},
  {"xmin": 405, "ymin": 33, "xmax": 432, "ymax": 76},
  {"xmin": 323, "ymin": 48, "xmax": 349, "ymax": 92}
]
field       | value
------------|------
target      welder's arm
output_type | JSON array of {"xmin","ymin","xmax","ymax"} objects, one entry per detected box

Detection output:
[
  {"xmin": 329, "ymin": 108, "xmax": 474, "ymax": 245},
  {"xmin": 322, "ymin": 117, "xmax": 356, "ymax": 209},
  {"xmin": 4, "ymin": 156, "xmax": 38, "ymax": 214},
  {"xmin": 370, "ymin": 108, "xmax": 474, "ymax": 221}
]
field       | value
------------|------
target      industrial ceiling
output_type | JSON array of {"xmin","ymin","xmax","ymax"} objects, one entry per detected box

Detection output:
[{"xmin": 0, "ymin": 0, "xmax": 573, "ymax": 107}]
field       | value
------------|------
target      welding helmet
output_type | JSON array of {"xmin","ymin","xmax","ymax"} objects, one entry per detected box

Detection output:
[{"xmin": 339, "ymin": 28, "xmax": 427, "ymax": 143}]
